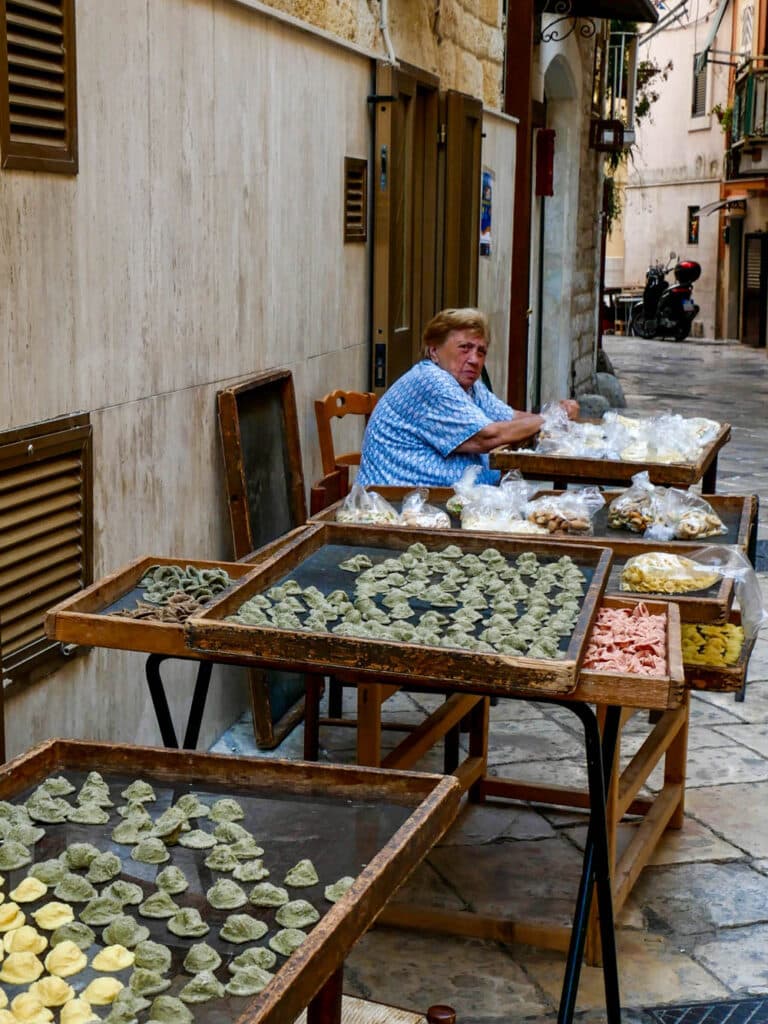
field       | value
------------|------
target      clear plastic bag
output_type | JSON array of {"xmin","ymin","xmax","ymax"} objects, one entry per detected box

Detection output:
[
  {"xmin": 645, "ymin": 487, "xmax": 727, "ymax": 542},
  {"xmin": 447, "ymin": 467, "xmax": 537, "ymax": 518},
  {"xmin": 398, "ymin": 488, "xmax": 451, "ymax": 529},
  {"xmin": 607, "ymin": 471, "xmax": 657, "ymax": 533},
  {"xmin": 525, "ymin": 486, "xmax": 605, "ymax": 535},
  {"xmin": 446, "ymin": 466, "xmax": 482, "ymax": 515},
  {"xmin": 335, "ymin": 483, "xmax": 399, "ymax": 525},
  {"xmin": 685, "ymin": 546, "xmax": 768, "ymax": 640},
  {"xmin": 460, "ymin": 472, "xmax": 546, "ymax": 534}
]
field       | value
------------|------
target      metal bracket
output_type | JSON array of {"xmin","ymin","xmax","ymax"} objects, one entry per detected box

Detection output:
[
  {"xmin": 366, "ymin": 94, "xmax": 397, "ymax": 104},
  {"xmin": 537, "ymin": 0, "xmax": 596, "ymax": 43}
]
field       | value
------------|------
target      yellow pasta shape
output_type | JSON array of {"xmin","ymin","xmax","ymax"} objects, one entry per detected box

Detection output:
[
  {"xmin": 31, "ymin": 902, "xmax": 74, "ymax": 930},
  {"xmin": 10, "ymin": 878, "xmax": 48, "ymax": 903},
  {"xmin": 0, "ymin": 950, "xmax": 44, "ymax": 984},
  {"xmin": 44, "ymin": 939, "xmax": 87, "ymax": 977},
  {"xmin": 29, "ymin": 975, "xmax": 75, "ymax": 1007},
  {"xmin": 0, "ymin": 902, "xmax": 25, "ymax": 932},
  {"xmin": 3, "ymin": 925, "xmax": 47, "ymax": 955},
  {"xmin": 9, "ymin": 992, "xmax": 54, "ymax": 1024},
  {"xmin": 60, "ymin": 999, "xmax": 98, "ymax": 1024},
  {"xmin": 91, "ymin": 944, "xmax": 135, "ymax": 971},
  {"xmin": 81, "ymin": 977, "xmax": 123, "ymax": 1006}
]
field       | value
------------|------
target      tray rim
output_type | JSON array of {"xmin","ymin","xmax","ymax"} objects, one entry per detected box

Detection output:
[
  {"xmin": 682, "ymin": 608, "xmax": 756, "ymax": 692},
  {"xmin": 44, "ymin": 555, "xmax": 268, "ymax": 658},
  {"xmin": 184, "ymin": 522, "xmax": 615, "ymax": 698}
]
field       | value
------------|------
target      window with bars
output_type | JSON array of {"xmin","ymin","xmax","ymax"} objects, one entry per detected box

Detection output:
[
  {"xmin": 343, "ymin": 157, "xmax": 367, "ymax": 242},
  {"xmin": 0, "ymin": 0, "xmax": 78, "ymax": 172},
  {"xmin": 692, "ymin": 52, "xmax": 707, "ymax": 118},
  {"xmin": 0, "ymin": 413, "xmax": 92, "ymax": 685}
]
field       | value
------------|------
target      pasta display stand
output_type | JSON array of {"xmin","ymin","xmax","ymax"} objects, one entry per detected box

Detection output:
[
  {"xmin": 0, "ymin": 739, "xmax": 460, "ymax": 1024},
  {"xmin": 488, "ymin": 422, "xmax": 732, "ymax": 491}
]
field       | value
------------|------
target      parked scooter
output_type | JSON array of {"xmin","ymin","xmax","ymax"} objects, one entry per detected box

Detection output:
[{"xmin": 629, "ymin": 252, "xmax": 701, "ymax": 341}]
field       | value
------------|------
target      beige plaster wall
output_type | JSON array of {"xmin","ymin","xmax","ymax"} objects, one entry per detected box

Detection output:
[
  {"xmin": 259, "ymin": 0, "xmax": 505, "ymax": 107},
  {"xmin": 1, "ymin": 0, "xmax": 371, "ymax": 757}
]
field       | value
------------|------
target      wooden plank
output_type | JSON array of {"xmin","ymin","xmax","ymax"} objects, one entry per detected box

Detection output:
[
  {"xmin": 185, "ymin": 523, "xmax": 614, "ymax": 697},
  {"xmin": 617, "ymin": 705, "xmax": 688, "ymax": 819},
  {"xmin": 613, "ymin": 784, "xmax": 683, "ymax": 910},
  {"xmin": 380, "ymin": 693, "xmax": 482, "ymax": 771}
]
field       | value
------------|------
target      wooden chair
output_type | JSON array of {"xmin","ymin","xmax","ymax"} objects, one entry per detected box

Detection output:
[{"xmin": 314, "ymin": 389, "xmax": 378, "ymax": 477}]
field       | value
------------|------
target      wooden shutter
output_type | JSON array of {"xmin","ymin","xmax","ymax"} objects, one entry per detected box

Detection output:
[
  {"xmin": 691, "ymin": 53, "xmax": 707, "ymax": 117},
  {"xmin": 0, "ymin": 413, "xmax": 91, "ymax": 682},
  {"xmin": 0, "ymin": 0, "xmax": 78, "ymax": 172},
  {"xmin": 741, "ymin": 232, "xmax": 768, "ymax": 347},
  {"xmin": 343, "ymin": 157, "xmax": 367, "ymax": 242},
  {"xmin": 440, "ymin": 90, "xmax": 483, "ymax": 310},
  {"xmin": 372, "ymin": 62, "xmax": 440, "ymax": 392}
]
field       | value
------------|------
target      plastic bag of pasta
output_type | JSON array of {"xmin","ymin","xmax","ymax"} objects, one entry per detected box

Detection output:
[
  {"xmin": 525, "ymin": 486, "xmax": 605, "ymax": 535},
  {"xmin": 646, "ymin": 487, "xmax": 727, "ymax": 542},
  {"xmin": 607, "ymin": 472, "xmax": 657, "ymax": 533},
  {"xmin": 461, "ymin": 474, "xmax": 546, "ymax": 534},
  {"xmin": 620, "ymin": 551, "xmax": 721, "ymax": 595},
  {"xmin": 398, "ymin": 488, "xmax": 451, "ymax": 529},
  {"xmin": 335, "ymin": 483, "xmax": 399, "ymax": 525}
]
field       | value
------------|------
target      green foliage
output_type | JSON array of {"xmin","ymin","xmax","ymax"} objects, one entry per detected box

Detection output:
[{"xmin": 710, "ymin": 102, "xmax": 733, "ymax": 134}]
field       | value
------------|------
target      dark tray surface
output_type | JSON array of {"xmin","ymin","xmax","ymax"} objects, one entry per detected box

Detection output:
[{"xmin": 3, "ymin": 769, "xmax": 411, "ymax": 1023}]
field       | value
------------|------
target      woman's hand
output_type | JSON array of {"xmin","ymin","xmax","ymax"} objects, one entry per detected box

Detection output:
[{"xmin": 559, "ymin": 399, "xmax": 580, "ymax": 420}]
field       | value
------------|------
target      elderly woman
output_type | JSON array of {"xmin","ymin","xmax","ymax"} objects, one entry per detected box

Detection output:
[{"xmin": 357, "ymin": 308, "xmax": 578, "ymax": 487}]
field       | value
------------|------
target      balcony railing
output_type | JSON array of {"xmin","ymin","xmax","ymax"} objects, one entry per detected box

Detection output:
[{"xmin": 732, "ymin": 56, "xmax": 768, "ymax": 147}]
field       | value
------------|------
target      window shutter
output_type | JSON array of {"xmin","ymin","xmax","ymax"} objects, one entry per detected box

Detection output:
[
  {"xmin": 0, "ymin": 414, "xmax": 91, "ymax": 682},
  {"xmin": 343, "ymin": 157, "xmax": 367, "ymax": 242},
  {"xmin": 692, "ymin": 53, "xmax": 707, "ymax": 117},
  {"xmin": 0, "ymin": 0, "xmax": 78, "ymax": 172}
]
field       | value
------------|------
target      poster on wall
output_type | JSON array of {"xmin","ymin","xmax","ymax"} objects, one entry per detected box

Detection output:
[{"xmin": 480, "ymin": 169, "xmax": 493, "ymax": 257}]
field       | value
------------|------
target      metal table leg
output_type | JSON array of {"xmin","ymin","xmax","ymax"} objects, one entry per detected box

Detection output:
[
  {"xmin": 145, "ymin": 655, "xmax": 213, "ymax": 750},
  {"xmin": 555, "ymin": 701, "xmax": 621, "ymax": 1024}
]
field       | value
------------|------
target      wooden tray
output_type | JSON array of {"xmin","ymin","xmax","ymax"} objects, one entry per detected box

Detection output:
[
  {"xmin": 682, "ymin": 609, "xmax": 757, "ymax": 693},
  {"xmin": 577, "ymin": 597, "xmax": 685, "ymax": 711},
  {"xmin": 311, "ymin": 488, "xmax": 757, "ymax": 554},
  {"xmin": 603, "ymin": 541, "xmax": 734, "ymax": 623},
  {"xmin": 0, "ymin": 739, "xmax": 460, "ymax": 1024},
  {"xmin": 44, "ymin": 556, "xmax": 260, "ymax": 658},
  {"xmin": 185, "ymin": 523, "xmax": 613, "ymax": 697},
  {"xmin": 489, "ymin": 422, "xmax": 731, "ymax": 487}
]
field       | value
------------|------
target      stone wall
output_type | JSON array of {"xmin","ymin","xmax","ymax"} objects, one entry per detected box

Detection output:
[
  {"xmin": 571, "ymin": 34, "xmax": 602, "ymax": 395},
  {"xmin": 259, "ymin": 0, "xmax": 505, "ymax": 107}
]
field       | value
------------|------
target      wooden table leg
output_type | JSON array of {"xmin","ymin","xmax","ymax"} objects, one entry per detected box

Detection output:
[
  {"xmin": 357, "ymin": 684, "xmax": 384, "ymax": 766},
  {"xmin": 665, "ymin": 691, "xmax": 690, "ymax": 829},
  {"xmin": 702, "ymin": 453, "xmax": 718, "ymax": 493},
  {"xmin": 307, "ymin": 965, "xmax": 344, "ymax": 1024}
]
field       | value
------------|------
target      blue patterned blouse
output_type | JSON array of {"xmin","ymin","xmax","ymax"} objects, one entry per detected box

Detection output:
[{"xmin": 357, "ymin": 360, "xmax": 515, "ymax": 487}]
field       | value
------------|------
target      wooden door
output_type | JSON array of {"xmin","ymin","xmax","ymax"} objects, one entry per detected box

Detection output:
[
  {"xmin": 742, "ymin": 232, "xmax": 768, "ymax": 347},
  {"xmin": 441, "ymin": 90, "xmax": 483, "ymax": 310},
  {"xmin": 372, "ymin": 63, "xmax": 439, "ymax": 392}
]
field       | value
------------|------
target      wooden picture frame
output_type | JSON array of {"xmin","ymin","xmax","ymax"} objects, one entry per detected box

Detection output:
[{"xmin": 217, "ymin": 370, "xmax": 309, "ymax": 749}]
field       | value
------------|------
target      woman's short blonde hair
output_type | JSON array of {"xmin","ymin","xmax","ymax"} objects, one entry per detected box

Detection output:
[{"xmin": 421, "ymin": 308, "xmax": 490, "ymax": 358}]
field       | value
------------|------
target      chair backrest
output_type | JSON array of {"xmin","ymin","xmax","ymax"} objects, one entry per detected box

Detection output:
[
  {"xmin": 309, "ymin": 466, "xmax": 350, "ymax": 516},
  {"xmin": 314, "ymin": 389, "xmax": 378, "ymax": 476}
]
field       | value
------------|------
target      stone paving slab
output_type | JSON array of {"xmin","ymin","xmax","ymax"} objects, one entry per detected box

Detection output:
[
  {"xmin": 436, "ymin": 801, "xmax": 557, "ymax": 846},
  {"xmin": 686, "ymin": 782, "xmax": 768, "ymax": 857},
  {"xmin": 484, "ymin": 717, "xmax": 586, "ymax": 766},
  {"xmin": 518, "ymin": 930, "xmax": 730, "ymax": 1012},
  {"xmin": 345, "ymin": 930, "xmax": 547, "ymax": 1024},
  {"xmin": 630, "ymin": 862, "xmax": 768, "ymax": 934},
  {"xmin": 692, "ymin": 925, "xmax": 768, "ymax": 993}
]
